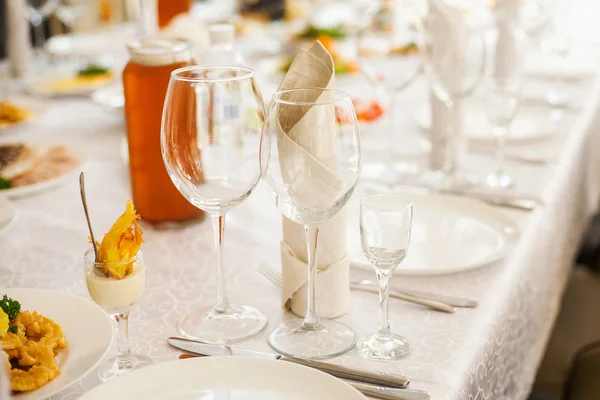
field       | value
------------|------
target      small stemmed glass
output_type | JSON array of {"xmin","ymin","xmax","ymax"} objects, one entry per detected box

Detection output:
[
  {"xmin": 161, "ymin": 66, "xmax": 268, "ymax": 344},
  {"xmin": 260, "ymin": 88, "xmax": 361, "ymax": 359},
  {"xmin": 54, "ymin": 0, "xmax": 93, "ymax": 31},
  {"xmin": 84, "ymin": 249, "xmax": 153, "ymax": 381},
  {"xmin": 357, "ymin": 0, "xmax": 424, "ymax": 185},
  {"xmin": 358, "ymin": 194, "xmax": 412, "ymax": 360},
  {"xmin": 26, "ymin": 0, "xmax": 60, "ymax": 52}
]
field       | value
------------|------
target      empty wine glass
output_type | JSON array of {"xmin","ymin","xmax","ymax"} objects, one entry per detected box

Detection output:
[
  {"xmin": 260, "ymin": 88, "xmax": 361, "ymax": 359},
  {"xmin": 54, "ymin": 0, "xmax": 92, "ymax": 30},
  {"xmin": 357, "ymin": 0, "xmax": 424, "ymax": 185},
  {"xmin": 358, "ymin": 193, "xmax": 412, "ymax": 360},
  {"xmin": 420, "ymin": 0, "xmax": 487, "ymax": 190},
  {"xmin": 161, "ymin": 66, "xmax": 268, "ymax": 343},
  {"xmin": 483, "ymin": 79, "xmax": 521, "ymax": 189}
]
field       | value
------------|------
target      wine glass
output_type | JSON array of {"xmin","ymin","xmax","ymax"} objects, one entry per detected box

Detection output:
[
  {"xmin": 161, "ymin": 66, "xmax": 268, "ymax": 343},
  {"xmin": 482, "ymin": 78, "xmax": 521, "ymax": 189},
  {"xmin": 26, "ymin": 0, "xmax": 60, "ymax": 50},
  {"xmin": 84, "ymin": 249, "xmax": 153, "ymax": 381},
  {"xmin": 358, "ymin": 193, "xmax": 412, "ymax": 359},
  {"xmin": 54, "ymin": 0, "xmax": 92, "ymax": 30},
  {"xmin": 260, "ymin": 88, "xmax": 361, "ymax": 359},
  {"xmin": 419, "ymin": 0, "xmax": 486, "ymax": 191},
  {"xmin": 357, "ymin": 0, "xmax": 424, "ymax": 185}
]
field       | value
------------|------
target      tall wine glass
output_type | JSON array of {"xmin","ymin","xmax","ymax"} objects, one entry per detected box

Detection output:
[
  {"xmin": 161, "ymin": 66, "xmax": 268, "ymax": 343},
  {"xmin": 357, "ymin": 0, "xmax": 424, "ymax": 185},
  {"xmin": 420, "ymin": 0, "xmax": 486, "ymax": 190},
  {"xmin": 358, "ymin": 193, "xmax": 412, "ymax": 360},
  {"xmin": 260, "ymin": 88, "xmax": 361, "ymax": 359},
  {"xmin": 54, "ymin": 0, "xmax": 92, "ymax": 30}
]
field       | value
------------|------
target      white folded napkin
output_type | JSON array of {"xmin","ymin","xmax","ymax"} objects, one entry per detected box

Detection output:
[
  {"xmin": 160, "ymin": 14, "xmax": 210, "ymax": 61},
  {"xmin": 5, "ymin": 0, "xmax": 32, "ymax": 78},
  {"xmin": 277, "ymin": 41, "xmax": 351, "ymax": 319},
  {"xmin": 427, "ymin": 0, "xmax": 467, "ymax": 171}
]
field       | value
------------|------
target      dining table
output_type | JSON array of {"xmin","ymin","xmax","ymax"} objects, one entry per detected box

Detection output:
[{"xmin": 3, "ymin": 5, "xmax": 600, "ymax": 400}]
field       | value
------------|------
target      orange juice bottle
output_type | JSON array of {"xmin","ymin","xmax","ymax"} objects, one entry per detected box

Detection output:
[
  {"xmin": 157, "ymin": 0, "xmax": 192, "ymax": 28},
  {"xmin": 123, "ymin": 38, "xmax": 204, "ymax": 224}
]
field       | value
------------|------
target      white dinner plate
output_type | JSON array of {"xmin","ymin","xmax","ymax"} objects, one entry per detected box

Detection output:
[
  {"xmin": 80, "ymin": 356, "xmax": 366, "ymax": 400},
  {"xmin": 414, "ymin": 102, "xmax": 556, "ymax": 144},
  {"xmin": 348, "ymin": 193, "xmax": 520, "ymax": 275},
  {"xmin": 91, "ymin": 83, "xmax": 124, "ymax": 111},
  {"xmin": 0, "ymin": 196, "xmax": 17, "ymax": 236},
  {"xmin": 26, "ymin": 64, "xmax": 116, "ymax": 98},
  {"xmin": 2, "ymin": 288, "xmax": 113, "ymax": 400},
  {"xmin": 0, "ymin": 145, "xmax": 84, "ymax": 199}
]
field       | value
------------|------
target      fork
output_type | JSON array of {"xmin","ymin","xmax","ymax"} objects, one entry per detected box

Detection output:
[{"xmin": 259, "ymin": 264, "xmax": 462, "ymax": 313}]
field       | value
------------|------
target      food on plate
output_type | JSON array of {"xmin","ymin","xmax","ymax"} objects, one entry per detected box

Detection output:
[
  {"xmin": 39, "ymin": 64, "xmax": 113, "ymax": 94},
  {"xmin": 391, "ymin": 42, "xmax": 419, "ymax": 56},
  {"xmin": 0, "ymin": 102, "xmax": 33, "ymax": 128},
  {"xmin": 279, "ymin": 36, "xmax": 358, "ymax": 75},
  {"xmin": 0, "ymin": 144, "xmax": 80, "ymax": 190},
  {"xmin": 86, "ymin": 201, "xmax": 146, "ymax": 313},
  {"xmin": 1, "ymin": 295, "xmax": 67, "ymax": 392},
  {"xmin": 337, "ymin": 99, "xmax": 385, "ymax": 124},
  {"xmin": 297, "ymin": 24, "xmax": 346, "ymax": 40}
]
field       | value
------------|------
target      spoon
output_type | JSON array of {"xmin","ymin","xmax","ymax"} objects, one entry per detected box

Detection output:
[{"xmin": 79, "ymin": 172, "xmax": 100, "ymax": 266}]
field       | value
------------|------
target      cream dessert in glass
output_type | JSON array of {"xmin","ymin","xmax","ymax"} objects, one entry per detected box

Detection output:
[
  {"xmin": 83, "ymin": 200, "xmax": 152, "ymax": 382},
  {"xmin": 85, "ymin": 249, "xmax": 152, "ymax": 382}
]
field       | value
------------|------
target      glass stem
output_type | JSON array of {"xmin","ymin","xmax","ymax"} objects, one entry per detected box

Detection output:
[
  {"xmin": 114, "ymin": 312, "xmax": 134, "ymax": 366},
  {"xmin": 31, "ymin": 14, "xmax": 45, "ymax": 51},
  {"xmin": 386, "ymin": 92, "xmax": 398, "ymax": 168},
  {"xmin": 211, "ymin": 214, "xmax": 231, "ymax": 314},
  {"xmin": 492, "ymin": 125, "xmax": 508, "ymax": 177},
  {"xmin": 375, "ymin": 268, "xmax": 392, "ymax": 340},
  {"xmin": 301, "ymin": 225, "xmax": 321, "ymax": 331}
]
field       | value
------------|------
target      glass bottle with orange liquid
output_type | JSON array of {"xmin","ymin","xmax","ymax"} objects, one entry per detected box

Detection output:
[
  {"xmin": 123, "ymin": 38, "xmax": 204, "ymax": 224},
  {"xmin": 157, "ymin": 0, "xmax": 192, "ymax": 28}
]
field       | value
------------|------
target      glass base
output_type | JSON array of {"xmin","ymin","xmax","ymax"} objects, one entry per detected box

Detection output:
[
  {"xmin": 268, "ymin": 319, "xmax": 356, "ymax": 360},
  {"xmin": 98, "ymin": 354, "xmax": 153, "ymax": 382},
  {"xmin": 484, "ymin": 172, "xmax": 514, "ymax": 189},
  {"xmin": 178, "ymin": 304, "xmax": 267, "ymax": 344},
  {"xmin": 361, "ymin": 161, "xmax": 420, "ymax": 186},
  {"xmin": 418, "ymin": 169, "xmax": 478, "ymax": 191},
  {"xmin": 357, "ymin": 333, "xmax": 411, "ymax": 360}
]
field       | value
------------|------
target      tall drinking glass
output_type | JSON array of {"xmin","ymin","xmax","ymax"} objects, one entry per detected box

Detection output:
[
  {"xmin": 420, "ymin": 0, "xmax": 486, "ymax": 190},
  {"xmin": 26, "ymin": 0, "xmax": 60, "ymax": 50},
  {"xmin": 357, "ymin": 0, "xmax": 424, "ymax": 185},
  {"xmin": 358, "ymin": 194, "xmax": 412, "ymax": 360},
  {"xmin": 260, "ymin": 88, "xmax": 361, "ymax": 359},
  {"xmin": 161, "ymin": 66, "xmax": 268, "ymax": 343}
]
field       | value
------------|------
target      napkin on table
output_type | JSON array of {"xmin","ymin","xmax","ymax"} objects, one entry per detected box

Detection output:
[{"xmin": 277, "ymin": 41, "xmax": 351, "ymax": 319}]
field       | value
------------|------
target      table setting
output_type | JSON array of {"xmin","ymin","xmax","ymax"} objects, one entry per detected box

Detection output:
[{"xmin": 2, "ymin": 0, "xmax": 600, "ymax": 399}]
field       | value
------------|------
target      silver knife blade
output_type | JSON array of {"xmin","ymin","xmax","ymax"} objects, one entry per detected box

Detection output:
[
  {"xmin": 440, "ymin": 189, "xmax": 541, "ymax": 211},
  {"xmin": 348, "ymin": 381, "xmax": 430, "ymax": 400},
  {"xmin": 168, "ymin": 337, "xmax": 410, "ymax": 389},
  {"xmin": 167, "ymin": 337, "xmax": 277, "ymax": 359}
]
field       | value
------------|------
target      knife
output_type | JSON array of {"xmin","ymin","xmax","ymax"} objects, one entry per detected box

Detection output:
[
  {"xmin": 168, "ymin": 337, "xmax": 410, "ymax": 389},
  {"xmin": 177, "ymin": 354, "xmax": 428, "ymax": 400},
  {"xmin": 440, "ymin": 189, "xmax": 541, "ymax": 211}
]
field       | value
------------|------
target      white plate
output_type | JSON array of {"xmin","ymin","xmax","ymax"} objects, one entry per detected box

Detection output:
[
  {"xmin": 26, "ymin": 65, "xmax": 115, "ymax": 98},
  {"xmin": 2, "ymin": 288, "xmax": 113, "ymax": 400},
  {"xmin": 0, "ymin": 196, "xmax": 17, "ymax": 236},
  {"xmin": 0, "ymin": 96, "xmax": 47, "ymax": 132},
  {"xmin": 348, "ymin": 193, "xmax": 520, "ymax": 275},
  {"xmin": 0, "ymin": 145, "xmax": 84, "ymax": 199},
  {"xmin": 414, "ymin": 102, "xmax": 556, "ymax": 144},
  {"xmin": 91, "ymin": 83, "xmax": 124, "ymax": 111},
  {"xmin": 80, "ymin": 356, "xmax": 366, "ymax": 400}
]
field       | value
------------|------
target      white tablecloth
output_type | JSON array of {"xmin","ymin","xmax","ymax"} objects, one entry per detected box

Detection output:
[{"xmin": 3, "ymin": 16, "xmax": 600, "ymax": 400}]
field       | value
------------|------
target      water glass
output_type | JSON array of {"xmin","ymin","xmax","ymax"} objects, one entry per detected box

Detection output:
[
  {"xmin": 358, "ymin": 194, "xmax": 412, "ymax": 360},
  {"xmin": 260, "ymin": 88, "xmax": 361, "ymax": 359}
]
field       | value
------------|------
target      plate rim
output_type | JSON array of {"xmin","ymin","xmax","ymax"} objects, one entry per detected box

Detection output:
[
  {"xmin": 79, "ymin": 355, "xmax": 366, "ymax": 399},
  {"xmin": 2, "ymin": 287, "xmax": 114, "ymax": 400},
  {"xmin": 0, "ymin": 196, "xmax": 18, "ymax": 237},
  {"xmin": 349, "ymin": 192, "xmax": 521, "ymax": 276}
]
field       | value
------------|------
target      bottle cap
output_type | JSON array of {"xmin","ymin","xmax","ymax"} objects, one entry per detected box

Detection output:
[
  {"xmin": 209, "ymin": 24, "xmax": 236, "ymax": 47},
  {"xmin": 127, "ymin": 38, "xmax": 191, "ymax": 66}
]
